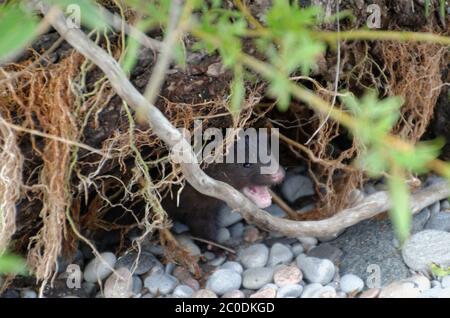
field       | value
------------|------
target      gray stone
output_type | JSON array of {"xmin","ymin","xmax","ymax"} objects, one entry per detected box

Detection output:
[
  {"xmin": 208, "ymin": 255, "xmax": 227, "ymax": 267},
  {"xmin": 172, "ymin": 222, "xmax": 189, "ymax": 234},
  {"xmin": 84, "ymin": 252, "xmax": 117, "ymax": 283},
  {"xmin": 379, "ymin": 281, "xmax": 421, "ymax": 298},
  {"xmin": 203, "ymin": 252, "xmax": 215, "ymax": 261},
  {"xmin": 413, "ymin": 208, "xmax": 431, "ymax": 232},
  {"xmin": 340, "ymin": 274, "xmax": 364, "ymax": 294},
  {"xmin": 307, "ymin": 243, "xmax": 343, "ymax": 265},
  {"xmin": 104, "ymin": 267, "xmax": 133, "ymax": 298},
  {"xmin": 441, "ymin": 200, "xmax": 450, "ymax": 211},
  {"xmin": 229, "ymin": 222, "xmax": 245, "ymax": 238},
  {"xmin": 432, "ymin": 280, "xmax": 441, "ymax": 288},
  {"xmin": 402, "ymin": 230, "xmax": 450, "ymax": 272},
  {"xmin": 20, "ymin": 289, "xmax": 37, "ymax": 298},
  {"xmin": 220, "ymin": 261, "xmax": 243, "ymax": 274},
  {"xmin": 217, "ymin": 228, "xmax": 231, "ymax": 243},
  {"xmin": 420, "ymin": 287, "xmax": 450, "ymax": 298},
  {"xmin": 115, "ymin": 251, "xmax": 162, "ymax": 275},
  {"xmin": 206, "ymin": 269, "xmax": 242, "ymax": 295},
  {"xmin": 144, "ymin": 272, "xmax": 178, "ymax": 295},
  {"xmin": 132, "ymin": 276, "xmax": 143, "ymax": 295},
  {"xmin": 222, "ymin": 290, "xmax": 245, "ymax": 298},
  {"xmin": 330, "ymin": 217, "xmax": 411, "ymax": 286},
  {"xmin": 425, "ymin": 212, "xmax": 450, "ymax": 232},
  {"xmin": 297, "ymin": 237, "xmax": 318, "ymax": 252},
  {"xmin": 301, "ymin": 284, "xmax": 336, "ymax": 298},
  {"xmin": 281, "ymin": 174, "xmax": 314, "ymax": 203},
  {"xmin": 291, "ymin": 243, "xmax": 304, "ymax": 256},
  {"xmin": 192, "ymin": 289, "xmax": 218, "ymax": 298},
  {"xmin": 265, "ymin": 204, "xmax": 286, "ymax": 218},
  {"xmin": 430, "ymin": 201, "xmax": 441, "ymax": 215},
  {"xmin": 82, "ymin": 282, "xmax": 97, "ymax": 297},
  {"xmin": 268, "ymin": 243, "xmax": 294, "ymax": 267},
  {"xmin": 173, "ymin": 285, "xmax": 195, "ymax": 298},
  {"xmin": 238, "ymin": 244, "xmax": 269, "ymax": 268},
  {"xmin": 296, "ymin": 255, "xmax": 335, "ymax": 285},
  {"xmin": 242, "ymin": 267, "xmax": 274, "ymax": 290},
  {"xmin": 176, "ymin": 235, "xmax": 201, "ymax": 256},
  {"xmin": 276, "ymin": 284, "xmax": 303, "ymax": 298},
  {"xmin": 299, "ymin": 283, "xmax": 322, "ymax": 298},
  {"xmin": 441, "ymin": 276, "xmax": 450, "ymax": 288},
  {"xmin": 217, "ymin": 206, "xmax": 243, "ymax": 227}
]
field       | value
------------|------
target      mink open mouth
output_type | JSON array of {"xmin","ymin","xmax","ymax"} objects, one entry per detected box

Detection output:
[{"xmin": 242, "ymin": 185, "xmax": 272, "ymax": 209}]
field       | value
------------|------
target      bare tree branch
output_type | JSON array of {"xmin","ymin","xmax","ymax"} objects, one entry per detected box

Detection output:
[{"xmin": 35, "ymin": 1, "xmax": 450, "ymax": 238}]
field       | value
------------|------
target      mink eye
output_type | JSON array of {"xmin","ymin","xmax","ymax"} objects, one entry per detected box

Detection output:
[{"xmin": 243, "ymin": 163, "xmax": 252, "ymax": 168}]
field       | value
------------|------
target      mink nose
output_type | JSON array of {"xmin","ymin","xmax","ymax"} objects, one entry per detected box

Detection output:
[{"xmin": 271, "ymin": 167, "xmax": 285, "ymax": 184}]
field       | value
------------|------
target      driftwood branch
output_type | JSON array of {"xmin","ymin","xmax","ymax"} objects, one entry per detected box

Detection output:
[{"xmin": 36, "ymin": 2, "xmax": 450, "ymax": 238}]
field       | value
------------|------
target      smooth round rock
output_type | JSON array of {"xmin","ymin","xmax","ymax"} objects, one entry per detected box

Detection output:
[
  {"xmin": 176, "ymin": 235, "xmax": 201, "ymax": 256},
  {"xmin": 84, "ymin": 252, "xmax": 117, "ymax": 283},
  {"xmin": 242, "ymin": 267, "xmax": 274, "ymax": 290},
  {"xmin": 291, "ymin": 243, "xmax": 304, "ymax": 256},
  {"xmin": 243, "ymin": 226, "xmax": 261, "ymax": 242},
  {"xmin": 115, "ymin": 251, "xmax": 161, "ymax": 275},
  {"xmin": 281, "ymin": 174, "xmax": 314, "ymax": 203},
  {"xmin": 425, "ymin": 212, "xmax": 450, "ymax": 232},
  {"xmin": 173, "ymin": 285, "xmax": 195, "ymax": 298},
  {"xmin": 265, "ymin": 204, "xmax": 286, "ymax": 218},
  {"xmin": 172, "ymin": 222, "xmax": 189, "ymax": 234},
  {"xmin": 296, "ymin": 254, "xmax": 335, "ymax": 285},
  {"xmin": 222, "ymin": 290, "xmax": 245, "ymax": 298},
  {"xmin": 104, "ymin": 267, "xmax": 133, "ymax": 298},
  {"xmin": 340, "ymin": 274, "xmax": 364, "ymax": 294},
  {"xmin": 229, "ymin": 222, "xmax": 245, "ymax": 239},
  {"xmin": 220, "ymin": 261, "xmax": 243, "ymax": 274},
  {"xmin": 441, "ymin": 200, "xmax": 450, "ymax": 210},
  {"xmin": 217, "ymin": 228, "xmax": 231, "ymax": 243},
  {"xmin": 268, "ymin": 243, "xmax": 294, "ymax": 267},
  {"xmin": 277, "ymin": 284, "xmax": 303, "ymax": 298},
  {"xmin": 144, "ymin": 272, "xmax": 178, "ymax": 295},
  {"xmin": 192, "ymin": 289, "xmax": 218, "ymax": 298},
  {"xmin": 132, "ymin": 276, "xmax": 143, "ymax": 295},
  {"xmin": 250, "ymin": 285, "xmax": 277, "ymax": 298},
  {"xmin": 205, "ymin": 269, "xmax": 242, "ymax": 296},
  {"xmin": 217, "ymin": 206, "xmax": 243, "ymax": 227},
  {"xmin": 301, "ymin": 284, "xmax": 336, "ymax": 298},
  {"xmin": 430, "ymin": 201, "xmax": 441, "ymax": 215},
  {"xmin": 307, "ymin": 243, "xmax": 343, "ymax": 265},
  {"xmin": 402, "ymin": 230, "xmax": 450, "ymax": 272},
  {"xmin": 442, "ymin": 276, "xmax": 450, "ymax": 288},
  {"xmin": 20, "ymin": 289, "xmax": 37, "ymax": 298},
  {"xmin": 273, "ymin": 265, "xmax": 302, "ymax": 287},
  {"xmin": 358, "ymin": 288, "xmax": 381, "ymax": 298},
  {"xmin": 420, "ymin": 287, "xmax": 450, "ymax": 298},
  {"xmin": 238, "ymin": 244, "xmax": 269, "ymax": 268},
  {"xmin": 404, "ymin": 275, "xmax": 431, "ymax": 292},
  {"xmin": 297, "ymin": 237, "xmax": 318, "ymax": 252},
  {"xmin": 208, "ymin": 255, "xmax": 227, "ymax": 267},
  {"xmin": 379, "ymin": 281, "xmax": 421, "ymax": 298}
]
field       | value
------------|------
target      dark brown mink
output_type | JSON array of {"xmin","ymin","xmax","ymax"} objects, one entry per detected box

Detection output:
[{"xmin": 162, "ymin": 130, "xmax": 285, "ymax": 241}]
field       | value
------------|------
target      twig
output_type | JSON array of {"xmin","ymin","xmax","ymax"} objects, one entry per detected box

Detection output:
[
  {"xmin": 190, "ymin": 236, "xmax": 236, "ymax": 254},
  {"xmin": 268, "ymin": 189, "xmax": 300, "ymax": 220}
]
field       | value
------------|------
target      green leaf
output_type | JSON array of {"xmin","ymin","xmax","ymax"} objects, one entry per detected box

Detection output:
[
  {"xmin": 387, "ymin": 170, "xmax": 411, "ymax": 246},
  {"xmin": 0, "ymin": 4, "xmax": 39, "ymax": 62},
  {"xmin": 46, "ymin": 0, "xmax": 108, "ymax": 30},
  {"xmin": 268, "ymin": 73, "xmax": 291, "ymax": 111},
  {"xmin": 430, "ymin": 263, "xmax": 450, "ymax": 277},
  {"xmin": 230, "ymin": 64, "xmax": 245, "ymax": 113},
  {"xmin": 121, "ymin": 32, "xmax": 141, "ymax": 75},
  {"xmin": 0, "ymin": 253, "xmax": 27, "ymax": 275}
]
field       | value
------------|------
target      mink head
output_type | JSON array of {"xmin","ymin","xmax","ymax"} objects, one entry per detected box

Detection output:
[{"xmin": 204, "ymin": 130, "xmax": 285, "ymax": 208}]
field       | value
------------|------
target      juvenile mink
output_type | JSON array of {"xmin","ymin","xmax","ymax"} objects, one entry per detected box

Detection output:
[{"xmin": 162, "ymin": 130, "xmax": 285, "ymax": 241}]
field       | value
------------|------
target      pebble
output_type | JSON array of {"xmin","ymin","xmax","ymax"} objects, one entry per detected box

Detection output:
[
  {"xmin": 273, "ymin": 265, "xmax": 303, "ymax": 287},
  {"xmin": 173, "ymin": 285, "xmax": 195, "ymax": 298},
  {"xmin": 340, "ymin": 274, "xmax": 364, "ymax": 294},
  {"xmin": 402, "ymin": 230, "xmax": 450, "ymax": 272},
  {"xmin": 220, "ymin": 261, "xmax": 244, "ymax": 274},
  {"xmin": 291, "ymin": 243, "xmax": 304, "ymax": 256},
  {"xmin": 441, "ymin": 200, "xmax": 450, "ymax": 211},
  {"xmin": 242, "ymin": 267, "xmax": 274, "ymax": 290},
  {"xmin": 238, "ymin": 244, "xmax": 269, "ymax": 268},
  {"xmin": 176, "ymin": 235, "xmax": 201, "ymax": 256},
  {"xmin": 203, "ymin": 252, "xmax": 216, "ymax": 261},
  {"xmin": 144, "ymin": 272, "xmax": 178, "ymax": 295},
  {"xmin": 20, "ymin": 289, "xmax": 37, "ymax": 298},
  {"xmin": 229, "ymin": 222, "xmax": 245, "ymax": 238},
  {"xmin": 430, "ymin": 201, "xmax": 441, "ymax": 215},
  {"xmin": 206, "ymin": 269, "xmax": 242, "ymax": 296},
  {"xmin": 208, "ymin": 255, "xmax": 227, "ymax": 267},
  {"xmin": 268, "ymin": 243, "xmax": 294, "ymax": 266},
  {"xmin": 84, "ymin": 252, "xmax": 117, "ymax": 283},
  {"xmin": 420, "ymin": 287, "xmax": 450, "ymax": 298},
  {"xmin": 132, "ymin": 276, "xmax": 143, "ymax": 295},
  {"xmin": 441, "ymin": 276, "xmax": 450, "ymax": 288},
  {"xmin": 217, "ymin": 206, "xmax": 243, "ymax": 227},
  {"xmin": 431, "ymin": 280, "xmax": 441, "ymax": 288},
  {"xmin": 82, "ymin": 282, "xmax": 97, "ymax": 297},
  {"xmin": 358, "ymin": 288, "xmax": 380, "ymax": 298},
  {"xmin": 296, "ymin": 254, "xmax": 335, "ymax": 285},
  {"xmin": 297, "ymin": 237, "xmax": 318, "ymax": 252},
  {"xmin": 104, "ymin": 267, "xmax": 133, "ymax": 298},
  {"xmin": 250, "ymin": 285, "xmax": 277, "ymax": 298},
  {"xmin": 165, "ymin": 262, "xmax": 176, "ymax": 275},
  {"xmin": 379, "ymin": 281, "xmax": 421, "ymax": 298},
  {"xmin": 192, "ymin": 289, "xmax": 218, "ymax": 298},
  {"xmin": 222, "ymin": 290, "xmax": 245, "ymax": 298},
  {"xmin": 243, "ymin": 226, "xmax": 261, "ymax": 243},
  {"xmin": 425, "ymin": 212, "xmax": 450, "ymax": 232},
  {"xmin": 265, "ymin": 204, "xmax": 286, "ymax": 218},
  {"xmin": 307, "ymin": 243, "xmax": 343, "ymax": 265},
  {"xmin": 281, "ymin": 174, "xmax": 314, "ymax": 203},
  {"xmin": 217, "ymin": 228, "xmax": 231, "ymax": 243},
  {"xmin": 405, "ymin": 275, "xmax": 431, "ymax": 292},
  {"xmin": 172, "ymin": 222, "xmax": 189, "ymax": 234},
  {"xmin": 301, "ymin": 284, "xmax": 336, "ymax": 298},
  {"xmin": 277, "ymin": 284, "xmax": 303, "ymax": 298}
]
